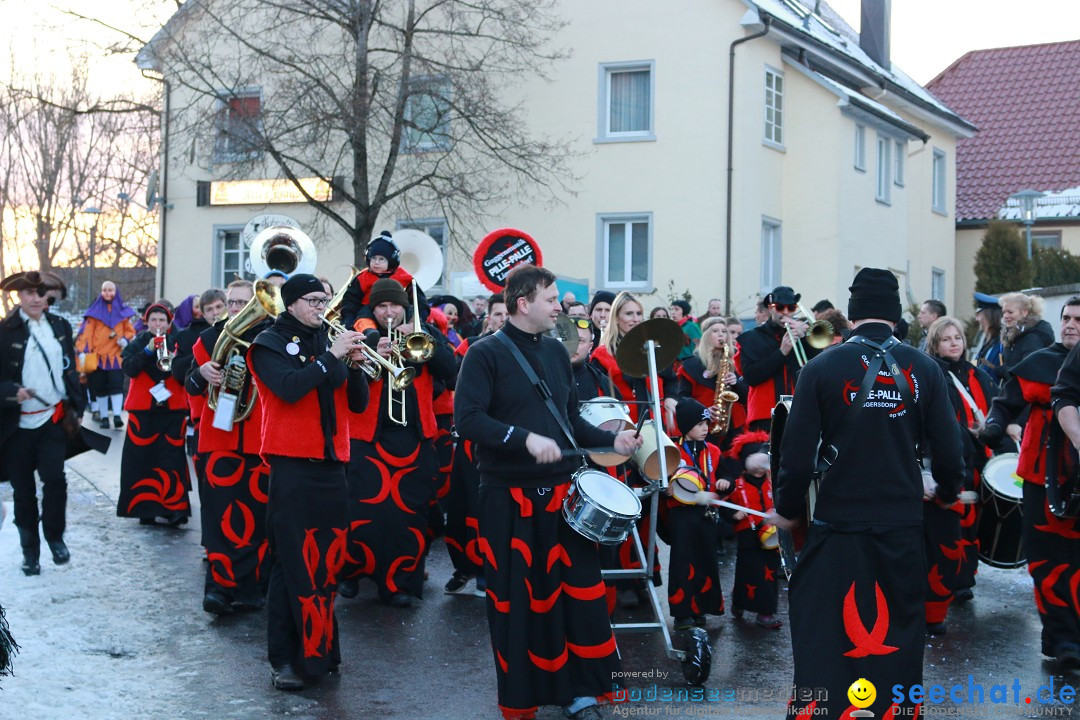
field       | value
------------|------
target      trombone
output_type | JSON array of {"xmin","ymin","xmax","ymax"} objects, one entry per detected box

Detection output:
[
  {"xmin": 386, "ymin": 281, "xmax": 436, "ymax": 426},
  {"xmin": 784, "ymin": 303, "xmax": 834, "ymax": 367}
]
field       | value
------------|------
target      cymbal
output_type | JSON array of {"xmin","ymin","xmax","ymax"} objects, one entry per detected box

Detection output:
[
  {"xmin": 615, "ymin": 318, "xmax": 684, "ymax": 378},
  {"xmin": 549, "ymin": 313, "xmax": 580, "ymax": 357}
]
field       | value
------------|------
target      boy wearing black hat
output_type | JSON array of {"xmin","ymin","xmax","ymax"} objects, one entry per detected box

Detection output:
[
  {"xmin": 339, "ymin": 230, "xmax": 430, "ymax": 335},
  {"xmin": 339, "ymin": 277, "xmax": 457, "ymax": 608},
  {"xmin": 770, "ymin": 268, "xmax": 963, "ymax": 719},
  {"xmin": 0, "ymin": 271, "xmax": 83, "ymax": 575},
  {"xmin": 734, "ymin": 285, "xmax": 821, "ymax": 432},
  {"xmin": 247, "ymin": 273, "xmax": 371, "ymax": 690},
  {"xmin": 665, "ymin": 398, "xmax": 728, "ymax": 630}
]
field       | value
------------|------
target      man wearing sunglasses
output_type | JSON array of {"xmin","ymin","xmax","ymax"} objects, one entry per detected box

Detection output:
[
  {"xmin": 0, "ymin": 270, "xmax": 84, "ymax": 575},
  {"xmin": 734, "ymin": 285, "xmax": 821, "ymax": 432}
]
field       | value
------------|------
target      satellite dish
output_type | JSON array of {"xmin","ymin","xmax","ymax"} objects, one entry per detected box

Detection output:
[
  {"xmin": 145, "ymin": 169, "xmax": 160, "ymax": 211},
  {"xmin": 393, "ymin": 228, "xmax": 444, "ymax": 291}
]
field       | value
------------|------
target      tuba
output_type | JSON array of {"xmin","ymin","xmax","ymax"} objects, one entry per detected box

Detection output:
[
  {"xmin": 207, "ymin": 280, "xmax": 282, "ymax": 429},
  {"xmin": 247, "ymin": 225, "xmax": 317, "ymax": 278},
  {"xmin": 709, "ymin": 343, "xmax": 740, "ymax": 435}
]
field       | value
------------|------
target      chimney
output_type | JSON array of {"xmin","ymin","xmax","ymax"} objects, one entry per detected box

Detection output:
[{"xmin": 859, "ymin": 0, "xmax": 891, "ymax": 70}]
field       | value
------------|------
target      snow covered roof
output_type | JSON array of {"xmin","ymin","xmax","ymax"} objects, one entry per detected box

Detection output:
[
  {"xmin": 999, "ymin": 186, "xmax": 1080, "ymax": 222},
  {"xmin": 746, "ymin": 0, "xmax": 973, "ymax": 134}
]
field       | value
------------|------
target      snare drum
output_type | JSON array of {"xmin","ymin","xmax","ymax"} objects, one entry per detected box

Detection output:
[
  {"xmin": 579, "ymin": 397, "xmax": 633, "ymax": 466},
  {"xmin": 977, "ymin": 453, "xmax": 1025, "ymax": 568},
  {"xmin": 563, "ymin": 469, "xmax": 643, "ymax": 544},
  {"xmin": 670, "ymin": 466, "xmax": 705, "ymax": 505},
  {"xmin": 631, "ymin": 421, "xmax": 681, "ymax": 481}
]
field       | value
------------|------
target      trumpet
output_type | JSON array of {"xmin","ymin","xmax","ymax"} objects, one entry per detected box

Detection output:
[
  {"xmin": 154, "ymin": 330, "xmax": 173, "ymax": 372},
  {"xmin": 325, "ymin": 314, "xmax": 415, "ymax": 391},
  {"xmin": 783, "ymin": 303, "xmax": 833, "ymax": 367}
]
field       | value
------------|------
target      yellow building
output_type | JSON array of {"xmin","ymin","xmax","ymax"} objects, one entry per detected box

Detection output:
[{"xmin": 138, "ymin": 0, "xmax": 973, "ymax": 319}]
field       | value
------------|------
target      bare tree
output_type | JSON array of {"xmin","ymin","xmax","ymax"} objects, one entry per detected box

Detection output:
[{"xmin": 143, "ymin": 0, "xmax": 576, "ymax": 263}]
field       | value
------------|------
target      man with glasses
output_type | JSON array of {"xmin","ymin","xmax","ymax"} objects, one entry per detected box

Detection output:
[
  {"xmin": 735, "ymin": 285, "xmax": 820, "ymax": 432},
  {"xmin": 247, "ymin": 274, "xmax": 370, "ymax": 690},
  {"xmin": 184, "ymin": 280, "xmax": 276, "ymax": 614},
  {"xmin": 172, "ymin": 288, "xmax": 226, "ymax": 457},
  {"xmin": 0, "ymin": 271, "xmax": 84, "ymax": 575}
]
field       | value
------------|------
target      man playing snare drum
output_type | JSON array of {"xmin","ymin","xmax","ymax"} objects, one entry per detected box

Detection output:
[
  {"xmin": 454, "ymin": 264, "xmax": 641, "ymax": 720},
  {"xmin": 995, "ymin": 296, "xmax": 1080, "ymax": 667}
]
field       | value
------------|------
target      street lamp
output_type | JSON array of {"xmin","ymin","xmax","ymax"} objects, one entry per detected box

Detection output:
[
  {"xmin": 1011, "ymin": 189, "xmax": 1045, "ymax": 259},
  {"xmin": 80, "ymin": 206, "xmax": 102, "ymax": 300}
]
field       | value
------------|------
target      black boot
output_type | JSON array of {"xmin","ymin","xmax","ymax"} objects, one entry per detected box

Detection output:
[{"xmin": 17, "ymin": 526, "xmax": 40, "ymax": 576}]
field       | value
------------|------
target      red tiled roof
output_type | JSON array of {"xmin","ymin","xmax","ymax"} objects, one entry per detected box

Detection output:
[{"xmin": 926, "ymin": 40, "xmax": 1080, "ymax": 222}]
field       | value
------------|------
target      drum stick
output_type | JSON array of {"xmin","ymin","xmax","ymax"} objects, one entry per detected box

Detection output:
[
  {"xmin": 707, "ymin": 498, "xmax": 768, "ymax": 518},
  {"xmin": 560, "ymin": 447, "xmax": 622, "ymax": 458},
  {"xmin": 631, "ymin": 409, "xmax": 650, "ymax": 439}
]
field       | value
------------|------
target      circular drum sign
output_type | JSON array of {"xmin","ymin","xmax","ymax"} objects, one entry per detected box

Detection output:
[{"xmin": 472, "ymin": 228, "xmax": 543, "ymax": 292}]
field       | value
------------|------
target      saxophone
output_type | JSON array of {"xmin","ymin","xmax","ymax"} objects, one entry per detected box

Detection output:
[{"xmin": 709, "ymin": 343, "xmax": 740, "ymax": 435}]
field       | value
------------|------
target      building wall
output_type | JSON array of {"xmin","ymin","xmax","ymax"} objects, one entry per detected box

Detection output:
[{"xmin": 153, "ymin": 0, "xmax": 965, "ymax": 324}]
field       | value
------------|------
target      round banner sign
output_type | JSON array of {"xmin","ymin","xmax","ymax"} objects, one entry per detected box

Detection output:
[{"xmin": 472, "ymin": 228, "xmax": 543, "ymax": 292}]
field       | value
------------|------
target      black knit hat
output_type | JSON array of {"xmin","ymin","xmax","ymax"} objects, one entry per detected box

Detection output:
[
  {"xmin": 369, "ymin": 278, "xmax": 408, "ymax": 308},
  {"xmin": 589, "ymin": 291, "xmax": 616, "ymax": 313},
  {"xmin": 366, "ymin": 230, "xmax": 400, "ymax": 271},
  {"xmin": 847, "ymin": 268, "xmax": 901, "ymax": 324},
  {"xmin": 675, "ymin": 398, "xmax": 710, "ymax": 437},
  {"xmin": 281, "ymin": 273, "xmax": 324, "ymax": 309}
]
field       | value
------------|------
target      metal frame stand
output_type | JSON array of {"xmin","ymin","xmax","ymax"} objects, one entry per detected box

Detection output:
[{"xmin": 600, "ymin": 338, "xmax": 711, "ymax": 683}]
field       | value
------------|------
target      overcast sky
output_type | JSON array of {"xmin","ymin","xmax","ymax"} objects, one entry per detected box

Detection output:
[{"xmin": 1, "ymin": 0, "xmax": 1078, "ymax": 91}]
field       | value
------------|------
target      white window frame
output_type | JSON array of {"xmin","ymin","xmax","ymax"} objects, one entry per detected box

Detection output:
[
  {"xmin": 764, "ymin": 66, "xmax": 784, "ymax": 149},
  {"xmin": 1032, "ymin": 230, "xmax": 1063, "ymax": 250},
  {"xmin": 213, "ymin": 225, "xmax": 255, "ymax": 288},
  {"xmin": 596, "ymin": 61, "xmax": 655, "ymax": 143},
  {"xmin": 894, "ymin": 140, "xmax": 905, "ymax": 187},
  {"xmin": 402, "ymin": 75, "xmax": 452, "ymax": 153},
  {"xmin": 761, "ymin": 217, "xmax": 782, "ymax": 293},
  {"xmin": 932, "ymin": 148, "xmax": 947, "ymax": 215},
  {"xmin": 395, "ymin": 217, "xmax": 448, "ymax": 290},
  {"xmin": 213, "ymin": 88, "xmax": 263, "ymax": 164},
  {"xmin": 931, "ymin": 268, "xmax": 945, "ymax": 302},
  {"xmin": 876, "ymin": 133, "xmax": 892, "ymax": 205},
  {"xmin": 596, "ymin": 213, "xmax": 653, "ymax": 291},
  {"xmin": 854, "ymin": 124, "xmax": 866, "ymax": 171}
]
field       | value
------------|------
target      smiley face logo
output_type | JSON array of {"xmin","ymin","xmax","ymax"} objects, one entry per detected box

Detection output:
[{"xmin": 848, "ymin": 678, "xmax": 876, "ymax": 709}]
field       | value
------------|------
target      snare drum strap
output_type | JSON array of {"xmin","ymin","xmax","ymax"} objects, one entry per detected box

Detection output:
[{"xmin": 494, "ymin": 330, "xmax": 580, "ymax": 452}]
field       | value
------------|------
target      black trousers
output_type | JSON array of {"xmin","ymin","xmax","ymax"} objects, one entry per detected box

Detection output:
[{"xmin": 4, "ymin": 420, "xmax": 68, "ymax": 543}]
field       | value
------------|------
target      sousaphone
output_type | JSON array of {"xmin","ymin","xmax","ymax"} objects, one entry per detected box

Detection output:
[{"xmin": 248, "ymin": 226, "xmax": 317, "ymax": 277}]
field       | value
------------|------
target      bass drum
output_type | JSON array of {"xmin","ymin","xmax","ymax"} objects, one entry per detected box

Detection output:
[{"xmin": 977, "ymin": 452, "xmax": 1025, "ymax": 568}]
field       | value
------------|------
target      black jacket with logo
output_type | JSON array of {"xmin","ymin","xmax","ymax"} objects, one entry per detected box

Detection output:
[{"xmin": 774, "ymin": 323, "xmax": 962, "ymax": 526}]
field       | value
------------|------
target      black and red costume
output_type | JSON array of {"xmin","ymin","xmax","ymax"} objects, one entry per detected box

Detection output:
[
  {"xmin": 456, "ymin": 322, "xmax": 621, "ymax": 720},
  {"xmin": 186, "ymin": 319, "xmax": 273, "ymax": 609},
  {"xmin": 676, "ymin": 354, "xmax": 747, "ymax": 444},
  {"xmin": 775, "ymin": 320, "xmax": 962, "ymax": 719},
  {"xmin": 666, "ymin": 438, "xmax": 725, "ymax": 624},
  {"xmin": 171, "ymin": 313, "xmax": 213, "ymax": 543},
  {"xmin": 248, "ymin": 311, "xmax": 368, "ymax": 679},
  {"xmin": 117, "ymin": 329, "xmax": 191, "ymax": 522},
  {"xmin": 340, "ymin": 266, "xmax": 428, "ymax": 334},
  {"xmin": 988, "ymin": 341, "xmax": 1075, "ymax": 661},
  {"xmin": 725, "ymin": 433, "xmax": 780, "ymax": 618},
  {"xmin": 734, "ymin": 318, "xmax": 820, "ymax": 432},
  {"xmin": 344, "ymin": 318, "xmax": 456, "ymax": 603},
  {"xmin": 445, "ymin": 340, "xmax": 486, "ymax": 583}
]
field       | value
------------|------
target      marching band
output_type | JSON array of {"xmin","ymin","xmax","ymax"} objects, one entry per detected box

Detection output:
[{"xmin": 6, "ymin": 226, "xmax": 1080, "ymax": 719}]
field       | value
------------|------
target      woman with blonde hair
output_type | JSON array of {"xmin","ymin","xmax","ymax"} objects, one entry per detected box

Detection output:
[
  {"xmin": 589, "ymin": 291, "xmax": 678, "ymax": 425},
  {"xmin": 1000, "ymin": 292, "xmax": 1054, "ymax": 377},
  {"xmin": 676, "ymin": 316, "xmax": 746, "ymax": 445},
  {"xmin": 924, "ymin": 316, "xmax": 997, "ymax": 620}
]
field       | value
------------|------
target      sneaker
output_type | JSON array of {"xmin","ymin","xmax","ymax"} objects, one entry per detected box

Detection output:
[
  {"xmin": 755, "ymin": 614, "xmax": 782, "ymax": 629},
  {"xmin": 472, "ymin": 577, "xmax": 487, "ymax": 598},
  {"xmin": 387, "ymin": 592, "xmax": 413, "ymax": 608},
  {"xmin": 337, "ymin": 578, "xmax": 360, "ymax": 599},
  {"xmin": 203, "ymin": 589, "xmax": 233, "ymax": 615},
  {"xmin": 99, "ymin": 417, "xmax": 110, "ymax": 430},
  {"xmin": 954, "ymin": 587, "xmax": 974, "ymax": 605},
  {"xmin": 113, "ymin": 415, "xmax": 124, "ymax": 429},
  {"xmin": 926, "ymin": 621, "xmax": 947, "ymax": 636},
  {"xmin": 673, "ymin": 617, "xmax": 694, "ymax": 631},
  {"xmin": 693, "ymin": 615, "xmax": 707, "ymax": 627},
  {"xmin": 444, "ymin": 570, "xmax": 474, "ymax": 595}
]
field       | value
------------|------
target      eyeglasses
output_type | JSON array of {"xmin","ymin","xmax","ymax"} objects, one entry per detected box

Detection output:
[
  {"xmin": 572, "ymin": 318, "xmax": 592, "ymax": 330},
  {"xmin": 773, "ymin": 304, "xmax": 797, "ymax": 312},
  {"xmin": 226, "ymin": 299, "xmax": 248, "ymax": 308},
  {"xmin": 301, "ymin": 296, "xmax": 331, "ymax": 309}
]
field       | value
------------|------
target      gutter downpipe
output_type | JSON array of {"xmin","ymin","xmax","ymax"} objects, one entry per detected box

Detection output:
[
  {"xmin": 725, "ymin": 16, "xmax": 772, "ymax": 316},
  {"xmin": 142, "ymin": 71, "xmax": 171, "ymax": 299}
]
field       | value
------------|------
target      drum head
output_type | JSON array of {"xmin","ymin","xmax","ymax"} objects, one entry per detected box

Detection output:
[
  {"xmin": 983, "ymin": 453, "xmax": 1023, "ymax": 501},
  {"xmin": 671, "ymin": 467, "xmax": 705, "ymax": 505},
  {"xmin": 575, "ymin": 471, "xmax": 641, "ymax": 517}
]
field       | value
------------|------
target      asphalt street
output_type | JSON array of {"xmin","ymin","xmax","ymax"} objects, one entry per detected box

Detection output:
[{"xmin": 0, "ymin": 415, "xmax": 1078, "ymax": 719}]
